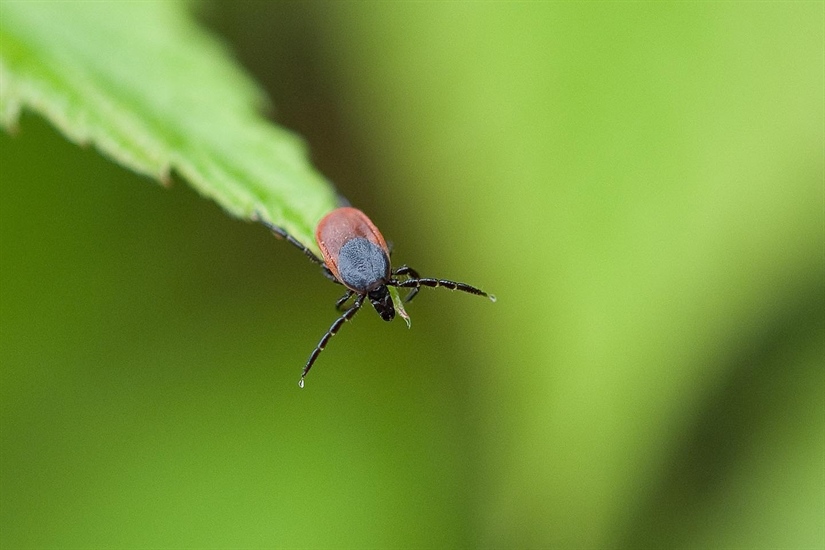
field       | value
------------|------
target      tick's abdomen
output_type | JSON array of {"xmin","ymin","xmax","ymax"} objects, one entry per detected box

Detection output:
[
  {"xmin": 315, "ymin": 207, "xmax": 391, "ymax": 291},
  {"xmin": 336, "ymin": 238, "xmax": 390, "ymax": 291}
]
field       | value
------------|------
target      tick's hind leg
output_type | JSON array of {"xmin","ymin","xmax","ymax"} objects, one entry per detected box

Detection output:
[
  {"xmin": 256, "ymin": 213, "xmax": 324, "ymax": 265},
  {"xmin": 321, "ymin": 265, "xmax": 342, "ymax": 284}
]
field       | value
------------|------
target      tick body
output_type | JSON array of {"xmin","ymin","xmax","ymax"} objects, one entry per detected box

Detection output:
[
  {"xmin": 316, "ymin": 207, "xmax": 395, "ymax": 321},
  {"xmin": 259, "ymin": 206, "xmax": 494, "ymax": 387}
]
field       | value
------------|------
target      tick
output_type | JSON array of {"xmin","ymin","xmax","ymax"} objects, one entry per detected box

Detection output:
[{"xmin": 259, "ymin": 207, "xmax": 494, "ymax": 387}]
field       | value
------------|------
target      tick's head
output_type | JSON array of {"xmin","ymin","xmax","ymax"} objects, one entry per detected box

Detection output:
[{"xmin": 368, "ymin": 285, "xmax": 395, "ymax": 321}]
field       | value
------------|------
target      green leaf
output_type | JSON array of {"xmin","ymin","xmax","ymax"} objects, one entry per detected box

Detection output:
[
  {"xmin": 388, "ymin": 286, "xmax": 411, "ymax": 328},
  {"xmin": 0, "ymin": 0, "xmax": 337, "ymax": 254}
]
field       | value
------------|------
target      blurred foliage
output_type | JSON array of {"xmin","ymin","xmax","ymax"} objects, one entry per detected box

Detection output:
[
  {"xmin": 0, "ymin": 0, "xmax": 337, "ymax": 252},
  {"xmin": 1, "ymin": 2, "xmax": 823, "ymax": 549}
]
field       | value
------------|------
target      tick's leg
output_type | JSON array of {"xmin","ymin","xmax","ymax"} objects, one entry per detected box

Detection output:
[
  {"xmin": 394, "ymin": 265, "xmax": 420, "ymax": 278},
  {"xmin": 335, "ymin": 290, "xmax": 356, "ymax": 311},
  {"xmin": 321, "ymin": 265, "xmax": 341, "ymax": 284},
  {"xmin": 394, "ymin": 277, "xmax": 495, "ymax": 302},
  {"xmin": 393, "ymin": 265, "xmax": 421, "ymax": 302},
  {"xmin": 256, "ymin": 213, "xmax": 324, "ymax": 265},
  {"xmin": 299, "ymin": 295, "xmax": 365, "ymax": 388}
]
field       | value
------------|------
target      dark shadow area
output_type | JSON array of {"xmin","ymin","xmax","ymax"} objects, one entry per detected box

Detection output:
[{"xmin": 619, "ymin": 284, "xmax": 825, "ymax": 548}]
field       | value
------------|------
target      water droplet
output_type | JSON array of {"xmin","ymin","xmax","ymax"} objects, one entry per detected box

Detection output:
[
  {"xmin": 488, "ymin": 294, "xmax": 497, "ymax": 303},
  {"xmin": 298, "ymin": 378, "xmax": 305, "ymax": 389}
]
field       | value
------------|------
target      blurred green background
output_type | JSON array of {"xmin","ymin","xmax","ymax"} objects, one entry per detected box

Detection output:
[{"xmin": 1, "ymin": 2, "xmax": 823, "ymax": 548}]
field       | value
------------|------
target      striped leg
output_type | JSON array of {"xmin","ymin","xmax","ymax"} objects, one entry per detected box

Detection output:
[
  {"xmin": 394, "ymin": 277, "xmax": 495, "ymax": 301},
  {"xmin": 321, "ymin": 266, "xmax": 343, "ymax": 284},
  {"xmin": 256, "ymin": 214, "xmax": 324, "ymax": 265},
  {"xmin": 335, "ymin": 290, "xmax": 356, "ymax": 311},
  {"xmin": 393, "ymin": 265, "xmax": 422, "ymax": 303},
  {"xmin": 299, "ymin": 295, "xmax": 365, "ymax": 388}
]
